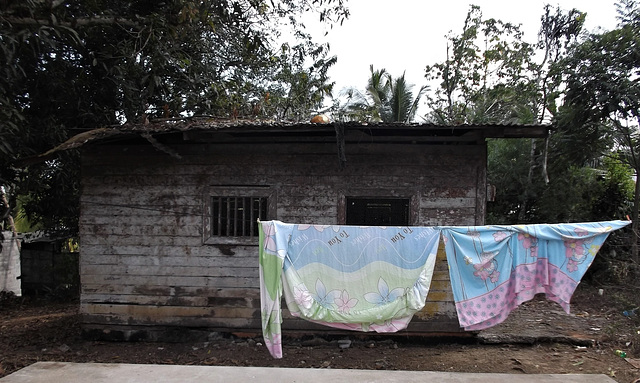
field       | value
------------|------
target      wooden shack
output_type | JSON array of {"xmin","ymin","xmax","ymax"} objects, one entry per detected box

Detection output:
[{"xmin": 56, "ymin": 120, "xmax": 547, "ymax": 341}]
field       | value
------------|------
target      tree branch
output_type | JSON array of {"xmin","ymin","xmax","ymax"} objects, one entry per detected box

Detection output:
[{"xmin": 3, "ymin": 16, "xmax": 140, "ymax": 29}]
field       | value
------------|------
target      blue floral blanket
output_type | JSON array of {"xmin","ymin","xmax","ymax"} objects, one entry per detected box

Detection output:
[{"xmin": 441, "ymin": 220, "xmax": 630, "ymax": 330}]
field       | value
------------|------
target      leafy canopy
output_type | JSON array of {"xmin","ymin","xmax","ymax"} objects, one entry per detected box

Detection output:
[{"xmin": 0, "ymin": 0, "xmax": 349, "ymax": 234}]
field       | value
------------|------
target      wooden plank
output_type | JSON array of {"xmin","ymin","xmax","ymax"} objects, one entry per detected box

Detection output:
[
  {"xmin": 81, "ymin": 303, "xmax": 260, "ymax": 322},
  {"xmin": 79, "ymin": 214, "xmax": 202, "ymax": 227},
  {"xmin": 81, "ymin": 235, "xmax": 203, "ymax": 247},
  {"xmin": 82, "ymin": 184, "xmax": 203, "ymax": 196},
  {"xmin": 81, "ymin": 265, "xmax": 258, "ymax": 278},
  {"xmin": 81, "ymin": 294, "xmax": 210, "ymax": 306},
  {"xmin": 81, "ymin": 205, "xmax": 202, "ymax": 219},
  {"xmin": 82, "ymin": 275, "xmax": 258, "ymax": 288},
  {"xmin": 82, "ymin": 224, "xmax": 202, "ymax": 237},
  {"xmin": 423, "ymin": 290, "xmax": 455, "ymax": 302},
  {"xmin": 80, "ymin": 244, "xmax": 259, "ymax": 258},
  {"xmin": 419, "ymin": 208, "xmax": 478, "ymax": 226},
  {"xmin": 82, "ymin": 193, "xmax": 198, "ymax": 206},
  {"xmin": 82, "ymin": 160, "xmax": 480, "ymax": 180},
  {"xmin": 81, "ymin": 254, "xmax": 259, "ymax": 268},
  {"xmin": 420, "ymin": 197, "xmax": 476, "ymax": 209},
  {"xmin": 81, "ymin": 313, "xmax": 258, "ymax": 328},
  {"xmin": 81, "ymin": 284, "xmax": 260, "ymax": 298},
  {"xmin": 417, "ymin": 300, "xmax": 458, "ymax": 319},
  {"xmin": 81, "ymin": 294, "xmax": 259, "ymax": 308},
  {"xmin": 423, "ymin": 187, "xmax": 477, "ymax": 199}
]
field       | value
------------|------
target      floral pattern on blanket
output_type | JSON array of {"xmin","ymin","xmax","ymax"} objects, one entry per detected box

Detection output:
[
  {"xmin": 258, "ymin": 221, "xmax": 440, "ymax": 359},
  {"xmin": 441, "ymin": 221, "xmax": 630, "ymax": 330},
  {"xmin": 259, "ymin": 220, "xmax": 629, "ymax": 358}
]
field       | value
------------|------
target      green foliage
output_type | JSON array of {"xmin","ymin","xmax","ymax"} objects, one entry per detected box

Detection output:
[
  {"xmin": 424, "ymin": 4, "xmax": 584, "ymax": 126},
  {"xmin": 488, "ymin": 141, "xmax": 634, "ymax": 225},
  {"xmin": 592, "ymin": 155, "xmax": 635, "ymax": 219},
  {"xmin": 486, "ymin": 138, "xmax": 533, "ymax": 224},
  {"xmin": 534, "ymin": 165, "xmax": 602, "ymax": 222},
  {"xmin": 0, "ymin": 0, "xmax": 348, "ymax": 235},
  {"xmin": 556, "ymin": 0, "xmax": 640, "ymax": 269},
  {"xmin": 424, "ymin": 5, "xmax": 539, "ymax": 125},
  {"xmin": 263, "ymin": 39, "xmax": 337, "ymax": 121}
]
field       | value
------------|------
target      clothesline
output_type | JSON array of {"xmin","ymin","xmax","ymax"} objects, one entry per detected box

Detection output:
[{"xmin": 258, "ymin": 220, "xmax": 630, "ymax": 358}]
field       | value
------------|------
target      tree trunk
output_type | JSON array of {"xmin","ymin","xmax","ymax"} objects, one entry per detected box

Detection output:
[{"xmin": 632, "ymin": 166, "xmax": 640, "ymax": 279}]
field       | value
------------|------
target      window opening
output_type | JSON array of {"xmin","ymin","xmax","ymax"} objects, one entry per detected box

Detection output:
[
  {"xmin": 346, "ymin": 198, "xmax": 410, "ymax": 226},
  {"xmin": 211, "ymin": 196, "xmax": 267, "ymax": 238}
]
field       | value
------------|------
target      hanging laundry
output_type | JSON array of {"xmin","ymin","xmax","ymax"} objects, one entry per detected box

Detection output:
[
  {"xmin": 441, "ymin": 220, "xmax": 630, "ymax": 331},
  {"xmin": 258, "ymin": 220, "xmax": 441, "ymax": 359}
]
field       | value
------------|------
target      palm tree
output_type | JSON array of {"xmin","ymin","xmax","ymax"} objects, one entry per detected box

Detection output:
[
  {"xmin": 387, "ymin": 72, "xmax": 427, "ymax": 123},
  {"xmin": 337, "ymin": 65, "xmax": 427, "ymax": 123}
]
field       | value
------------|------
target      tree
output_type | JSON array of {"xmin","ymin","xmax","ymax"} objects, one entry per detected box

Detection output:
[
  {"xmin": 558, "ymin": 0, "xmax": 640, "ymax": 267},
  {"xmin": 424, "ymin": 5, "xmax": 593, "ymax": 224},
  {"xmin": 262, "ymin": 38, "xmax": 337, "ymax": 121},
  {"xmin": 0, "ymin": 0, "xmax": 349, "ymax": 235},
  {"xmin": 335, "ymin": 65, "xmax": 426, "ymax": 123},
  {"xmin": 424, "ymin": 5, "xmax": 536, "ymax": 125}
]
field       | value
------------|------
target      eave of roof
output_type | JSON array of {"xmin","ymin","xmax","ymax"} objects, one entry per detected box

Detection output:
[{"xmin": 19, "ymin": 118, "xmax": 550, "ymax": 165}]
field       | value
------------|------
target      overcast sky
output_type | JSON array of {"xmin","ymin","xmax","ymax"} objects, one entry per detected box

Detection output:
[{"xmin": 308, "ymin": 0, "xmax": 620, "ymax": 105}]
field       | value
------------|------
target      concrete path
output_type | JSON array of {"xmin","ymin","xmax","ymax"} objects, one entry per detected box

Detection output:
[{"xmin": 0, "ymin": 362, "xmax": 617, "ymax": 383}]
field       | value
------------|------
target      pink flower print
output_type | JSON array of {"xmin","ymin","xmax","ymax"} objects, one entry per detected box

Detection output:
[
  {"xmin": 492, "ymin": 231, "xmax": 508, "ymax": 242},
  {"xmin": 334, "ymin": 290, "xmax": 358, "ymax": 313},
  {"xmin": 574, "ymin": 227, "xmax": 589, "ymax": 237},
  {"xmin": 518, "ymin": 232, "xmax": 538, "ymax": 249},
  {"xmin": 564, "ymin": 238, "xmax": 586, "ymax": 259},
  {"xmin": 473, "ymin": 265, "xmax": 491, "ymax": 281},
  {"xmin": 518, "ymin": 232, "xmax": 539, "ymax": 258},
  {"xmin": 264, "ymin": 332, "xmax": 282, "ymax": 358},
  {"xmin": 473, "ymin": 252, "xmax": 499, "ymax": 283},
  {"xmin": 293, "ymin": 284, "xmax": 313, "ymax": 309},
  {"xmin": 564, "ymin": 238, "xmax": 588, "ymax": 272},
  {"xmin": 263, "ymin": 222, "xmax": 275, "ymax": 236}
]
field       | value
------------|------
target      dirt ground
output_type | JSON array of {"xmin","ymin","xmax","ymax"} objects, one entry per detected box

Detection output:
[{"xmin": 1, "ymin": 284, "xmax": 640, "ymax": 382}]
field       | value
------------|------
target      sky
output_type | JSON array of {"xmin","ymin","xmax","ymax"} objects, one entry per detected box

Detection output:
[{"xmin": 307, "ymin": 0, "xmax": 621, "ymax": 106}]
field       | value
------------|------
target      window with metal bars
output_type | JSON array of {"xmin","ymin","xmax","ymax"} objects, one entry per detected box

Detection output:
[{"xmin": 211, "ymin": 196, "xmax": 267, "ymax": 238}]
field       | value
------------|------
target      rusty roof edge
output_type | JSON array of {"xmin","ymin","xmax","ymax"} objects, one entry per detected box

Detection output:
[{"xmin": 12, "ymin": 120, "xmax": 550, "ymax": 167}]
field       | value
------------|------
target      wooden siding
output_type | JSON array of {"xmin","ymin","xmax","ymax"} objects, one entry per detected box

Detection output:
[{"xmin": 79, "ymin": 138, "xmax": 486, "ymax": 340}]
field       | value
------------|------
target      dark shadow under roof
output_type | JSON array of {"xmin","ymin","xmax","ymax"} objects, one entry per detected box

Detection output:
[{"xmin": 25, "ymin": 119, "xmax": 549, "ymax": 164}]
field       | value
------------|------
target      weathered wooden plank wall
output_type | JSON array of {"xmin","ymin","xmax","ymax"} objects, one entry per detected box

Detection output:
[{"xmin": 79, "ymin": 138, "xmax": 486, "ymax": 340}]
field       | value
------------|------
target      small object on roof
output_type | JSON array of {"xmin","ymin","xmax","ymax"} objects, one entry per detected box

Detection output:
[{"xmin": 310, "ymin": 114, "xmax": 330, "ymax": 124}]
